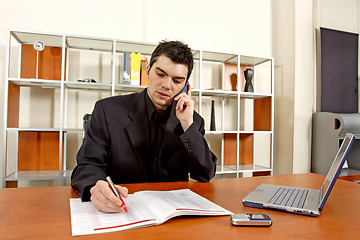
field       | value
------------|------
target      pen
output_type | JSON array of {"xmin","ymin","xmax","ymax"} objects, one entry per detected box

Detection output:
[{"xmin": 106, "ymin": 176, "xmax": 128, "ymax": 212}]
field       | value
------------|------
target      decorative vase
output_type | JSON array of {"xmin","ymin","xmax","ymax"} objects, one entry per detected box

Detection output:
[
  {"xmin": 230, "ymin": 73, "xmax": 237, "ymax": 91},
  {"xmin": 210, "ymin": 100, "xmax": 216, "ymax": 131},
  {"xmin": 244, "ymin": 69, "xmax": 254, "ymax": 92}
]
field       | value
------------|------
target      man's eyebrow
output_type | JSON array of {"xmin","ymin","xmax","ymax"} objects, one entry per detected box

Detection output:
[{"xmin": 155, "ymin": 67, "xmax": 186, "ymax": 80}]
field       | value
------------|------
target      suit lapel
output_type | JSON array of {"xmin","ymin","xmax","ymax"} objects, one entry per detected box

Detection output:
[
  {"xmin": 125, "ymin": 92, "xmax": 181, "ymax": 181},
  {"xmin": 166, "ymin": 106, "xmax": 180, "ymax": 134},
  {"xmin": 124, "ymin": 90, "xmax": 150, "ymax": 181}
]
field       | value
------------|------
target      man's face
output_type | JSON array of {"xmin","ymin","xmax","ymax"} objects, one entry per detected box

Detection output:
[{"xmin": 146, "ymin": 55, "xmax": 188, "ymax": 110}]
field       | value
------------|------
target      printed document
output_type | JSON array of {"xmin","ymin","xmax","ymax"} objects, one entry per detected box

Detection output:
[{"xmin": 70, "ymin": 189, "xmax": 232, "ymax": 236}]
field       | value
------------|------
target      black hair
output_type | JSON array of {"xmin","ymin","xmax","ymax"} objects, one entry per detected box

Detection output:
[{"xmin": 149, "ymin": 40, "xmax": 194, "ymax": 81}]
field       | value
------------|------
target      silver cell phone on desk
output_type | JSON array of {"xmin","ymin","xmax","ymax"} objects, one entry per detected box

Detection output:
[{"xmin": 231, "ymin": 213, "xmax": 272, "ymax": 227}]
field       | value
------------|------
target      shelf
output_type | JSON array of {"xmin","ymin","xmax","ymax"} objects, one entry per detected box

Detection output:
[
  {"xmin": 116, "ymin": 40, "xmax": 157, "ymax": 55},
  {"xmin": 6, "ymin": 127, "xmax": 89, "ymax": 132},
  {"xmin": 205, "ymin": 130, "xmax": 239, "ymax": 134},
  {"xmin": 63, "ymin": 128, "xmax": 83, "ymax": 132},
  {"xmin": 240, "ymin": 55, "xmax": 272, "ymax": 66},
  {"xmin": 6, "ymin": 171, "xmax": 62, "ymax": 181},
  {"xmin": 9, "ymin": 78, "xmax": 62, "ymax": 88},
  {"xmin": 204, "ymin": 130, "xmax": 272, "ymax": 134},
  {"xmin": 6, "ymin": 127, "xmax": 61, "ymax": 132},
  {"xmin": 115, "ymin": 84, "xmax": 146, "ymax": 93},
  {"xmin": 65, "ymin": 81, "xmax": 112, "ymax": 91},
  {"xmin": 196, "ymin": 50, "xmax": 272, "ymax": 66},
  {"xmin": 6, "ymin": 170, "xmax": 72, "ymax": 181},
  {"xmin": 239, "ymin": 130, "xmax": 273, "ymax": 134},
  {"xmin": 66, "ymin": 35, "xmax": 113, "ymax": 52},
  {"xmin": 216, "ymin": 165, "xmax": 271, "ymax": 174},
  {"xmin": 201, "ymin": 89, "xmax": 238, "ymax": 98},
  {"xmin": 11, "ymin": 30, "xmax": 63, "ymax": 47},
  {"xmin": 240, "ymin": 92, "xmax": 272, "ymax": 99},
  {"xmin": 205, "ymin": 130, "xmax": 272, "ymax": 134},
  {"xmin": 192, "ymin": 90, "xmax": 272, "ymax": 100},
  {"xmin": 216, "ymin": 165, "xmax": 238, "ymax": 174},
  {"xmin": 8, "ymin": 79, "xmax": 149, "ymax": 92},
  {"xmin": 200, "ymin": 50, "xmax": 238, "ymax": 63}
]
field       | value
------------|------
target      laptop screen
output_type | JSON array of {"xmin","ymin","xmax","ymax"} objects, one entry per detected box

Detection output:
[{"xmin": 319, "ymin": 133, "xmax": 355, "ymax": 209}]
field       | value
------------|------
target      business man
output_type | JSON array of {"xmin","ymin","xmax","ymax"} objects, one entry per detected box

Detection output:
[{"xmin": 71, "ymin": 40, "xmax": 217, "ymax": 213}]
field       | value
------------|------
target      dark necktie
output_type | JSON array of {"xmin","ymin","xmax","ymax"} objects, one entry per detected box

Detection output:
[{"xmin": 149, "ymin": 110, "xmax": 165, "ymax": 180}]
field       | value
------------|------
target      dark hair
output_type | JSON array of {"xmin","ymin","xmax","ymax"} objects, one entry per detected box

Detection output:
[{"xmin": 149, "ymin": 40, "xmax": 194, "ymax": 81}]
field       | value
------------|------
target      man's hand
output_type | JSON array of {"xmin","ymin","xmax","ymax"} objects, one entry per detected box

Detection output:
[
  {"xmin": 174, "ymin": 84, "xmax": 194, "ymax": 131},
  {"xmin": 90, "ymin": 180, "xmax": 128, "ymax": 213}
]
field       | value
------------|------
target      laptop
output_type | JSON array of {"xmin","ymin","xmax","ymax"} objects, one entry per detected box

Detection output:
[{"xmin": 242, "ymin": 133, "xmax": 355, "ymax": 217}]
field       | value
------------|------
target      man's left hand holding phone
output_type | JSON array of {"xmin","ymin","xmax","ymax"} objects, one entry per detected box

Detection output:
[
  {"xmin": 174, "ymin": 81, "xmax": 194, "ymax": 132},
  {"xmin": 90, "ymin": 177, "xmax": 128, "ymax": 213}
]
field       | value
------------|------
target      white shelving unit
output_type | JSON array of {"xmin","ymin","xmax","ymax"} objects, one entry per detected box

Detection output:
[{"xmin": 3, "ymin": 30, "xmax": 274, "ymax": 187}]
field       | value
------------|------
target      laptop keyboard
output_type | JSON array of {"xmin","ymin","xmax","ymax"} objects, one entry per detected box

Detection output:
[{"xmin": 268, "ymin": 186, "xmax": 309, "ymax": 208}]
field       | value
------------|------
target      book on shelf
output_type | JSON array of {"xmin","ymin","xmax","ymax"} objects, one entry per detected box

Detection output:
[
  {"xmin": 122, "ymin": 52, "xmax": 131, "ymax": 85},
  {"xmin": 70, "ymin": 189, "xmax": 232, "ymax": 236},
  {"xmin": 130, "ymin": 52, "xmax": 141, "ymax": 86},
  {"xmin": 140, "ymin": 58, "xmax": 149, "ymax": 86}
]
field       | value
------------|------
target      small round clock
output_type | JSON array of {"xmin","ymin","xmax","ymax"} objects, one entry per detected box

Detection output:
[{"xmin": 33, "ymin": 40, "xmax": 45, "ymax": 51}]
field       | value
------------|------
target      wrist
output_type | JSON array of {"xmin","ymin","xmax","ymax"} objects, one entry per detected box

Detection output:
[{"xmin": 181, "ymin": 120, "xmax": 193, "ymax": 132}]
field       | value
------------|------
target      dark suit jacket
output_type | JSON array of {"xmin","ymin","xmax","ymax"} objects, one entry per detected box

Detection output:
[{"xmin": 71, "ymin": 89, "xmax": 217, "ymax": 200}]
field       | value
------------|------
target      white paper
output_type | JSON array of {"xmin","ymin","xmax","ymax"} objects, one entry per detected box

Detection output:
[{"xmin": 70, "ymin": 189, "xmax": 232, "ymax": 236}]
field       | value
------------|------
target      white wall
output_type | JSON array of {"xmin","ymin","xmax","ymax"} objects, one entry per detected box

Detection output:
[
  {"xmin": 272, "ymin": 0, "xmax": 296, "ymax": 175},
  {"xmin": 292, "ymin": 0, "xmax": 314, "ymax": 173},
  {"xmin": 0, "ymin": 0, "xmax": 321, "ymax": 187},
  {"xmin": 315, "ymin": 0, "xmax": 360, "ymax": 33}
]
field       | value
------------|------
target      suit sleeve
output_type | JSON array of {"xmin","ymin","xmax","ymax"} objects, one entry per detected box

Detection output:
[
  {"xmin": 177, "ymin": 116, "xmax": 217, "ymax": 182},
  {"xmin": 71, "ymin": 101, "xmax": 109, "ymax": 201}
]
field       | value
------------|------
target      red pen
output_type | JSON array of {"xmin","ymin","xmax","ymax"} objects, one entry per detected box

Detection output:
[{"xmin": 106, "ymin": 176, "xmax": 128, "ymax": 212}]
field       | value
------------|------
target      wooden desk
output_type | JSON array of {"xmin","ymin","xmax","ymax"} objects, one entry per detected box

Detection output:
[{"xmin": 1, "ymin": 173, "xmax": 359, "ymax": 240}]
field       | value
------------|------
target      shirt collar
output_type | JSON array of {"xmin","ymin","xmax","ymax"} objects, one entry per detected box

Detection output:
[{"xmin": 144, "ymin": 88, "xmax": 173, "ymax": 122}]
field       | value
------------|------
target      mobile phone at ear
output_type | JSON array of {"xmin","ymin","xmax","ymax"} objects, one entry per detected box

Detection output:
[
  {"xmin": 179, "ymin": 81, "xmax": 189, "ymax": 94},
  {"xmin": 174, "ymin": 81, "xmax": 189, "ymax": 105},
  {"xmin": 231, "ymin": 213, "xmax": 272, "ymax": 227}
]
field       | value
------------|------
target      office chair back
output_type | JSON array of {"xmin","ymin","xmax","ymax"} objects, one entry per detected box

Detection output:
[{"xmin": 83, "ymin": 114, "xmax": 91, "ymax": 139}]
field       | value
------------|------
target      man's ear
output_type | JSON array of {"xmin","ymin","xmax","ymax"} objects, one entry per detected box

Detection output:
[{"xmin": 146, "ymin": 66, "xmax": 150, "ymax": 79}]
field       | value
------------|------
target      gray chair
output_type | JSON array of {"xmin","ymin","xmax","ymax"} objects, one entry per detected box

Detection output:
[
  {"xmin": 82, "ymin": 114, "xmax": 91, "ymax": 139},
  {"xmin": 312, "ymin": 112, "xmax": 360, "ymax": 179}
]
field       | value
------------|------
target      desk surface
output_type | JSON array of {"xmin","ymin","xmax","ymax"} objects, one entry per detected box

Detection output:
[{"xmin": 1, "ymin": 173, "xmax": 359, "ymax": 240}]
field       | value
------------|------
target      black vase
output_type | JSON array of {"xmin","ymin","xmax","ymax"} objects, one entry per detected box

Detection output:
[
  {"xmin": 244, "ymin": 69, "xmax": 254, "ymax": 92},
  {"xmin": 210, "ymin": 100, "xmax": 216, "ymax": 131}
]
